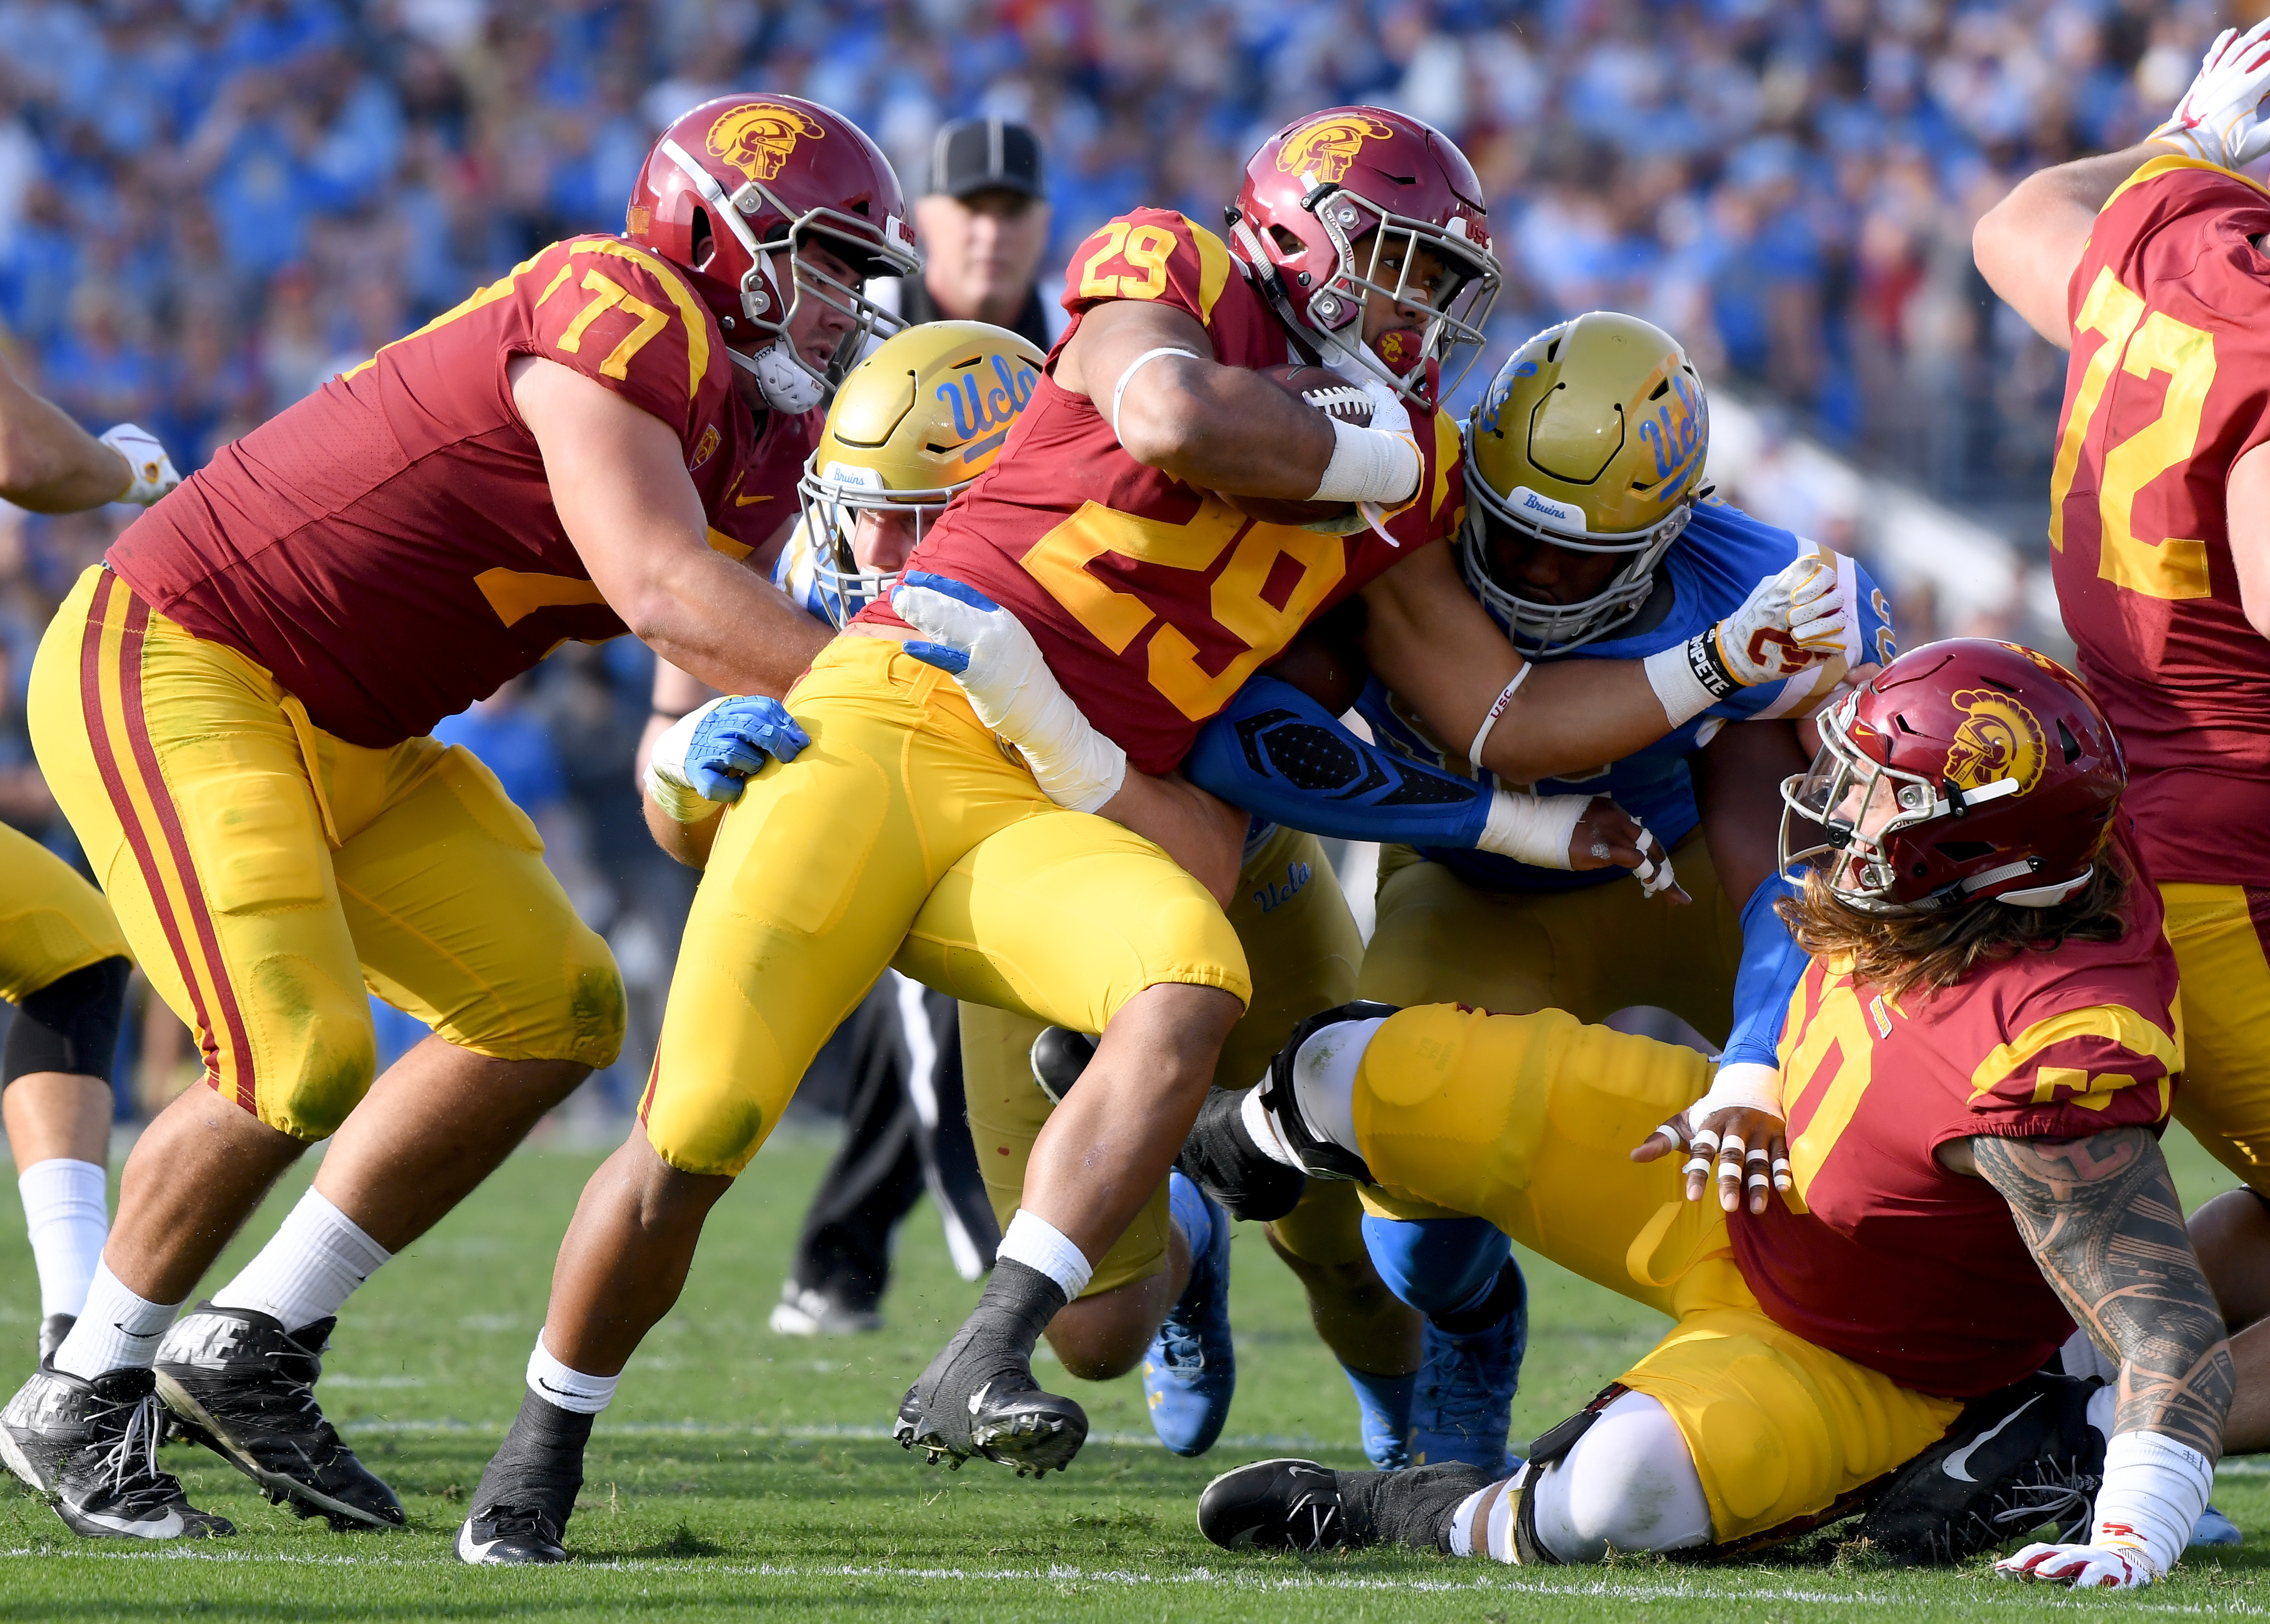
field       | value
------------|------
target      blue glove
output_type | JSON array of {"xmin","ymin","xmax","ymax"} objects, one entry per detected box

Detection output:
[{"xmin": 647, "ymin": 695, "xmax": 810, "ymax": 818}]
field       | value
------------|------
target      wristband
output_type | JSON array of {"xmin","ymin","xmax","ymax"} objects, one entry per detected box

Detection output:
[
  {"xmin": 1475, "ymin": 790, "xmax": 1587, "ymax": 869},
  {"xmin": 2089, "ymin": 1430, "xmax": 2215, "ymax": 1580},
  {"xmin": 1642, "ymin": 640, "xmax": 1724, "ymax": 729},
  {"xmin": 1690, "ymin": 1059, "xmax": 1783, "ymax": 1120},
  {"xmin": 644, "ymin": 762, "xmax": 714, "ymax": 825},
  {"xmin": 1311, "ymin": 417, "xmax": 1421, "ymax": 506},
  {"xmin": 1466, "ymin": 664, "xmax": 1532, "ymax": 770}
]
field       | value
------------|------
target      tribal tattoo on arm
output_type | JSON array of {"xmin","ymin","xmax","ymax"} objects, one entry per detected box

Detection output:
[{"xmin": 1969, "ymin": 1127, "xmax": 2232, "ymax": 1460}]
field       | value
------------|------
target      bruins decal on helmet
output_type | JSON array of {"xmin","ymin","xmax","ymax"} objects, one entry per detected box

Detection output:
[
  {"xmin": 1276, "ymin": 114, "xmax": 1397, "ymax": 185},
  {"xmin": 1944, "ymin": 689, "xmax": 2047, "ymax": 796},
  {"xmin": 706, "ymin": 102, "xmax": 826, "ymax": 184}
]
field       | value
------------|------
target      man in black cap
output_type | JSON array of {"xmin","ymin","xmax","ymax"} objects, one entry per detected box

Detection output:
[{"xmin": 883, "ymin": 116, "xmax": 1060, "ymax": 349}]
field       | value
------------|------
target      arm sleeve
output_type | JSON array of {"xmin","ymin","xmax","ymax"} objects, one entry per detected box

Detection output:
[
  {"xmin": 1718, "ymin": 873, "xmax": 1809, "ymax": 1071},
  {"xmin": 1182, "ymin": 675, "xmax": 1495, "ymax": 847}
]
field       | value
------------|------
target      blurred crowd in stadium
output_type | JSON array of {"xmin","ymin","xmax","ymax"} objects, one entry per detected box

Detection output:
[{"xmin": 0, "ymin": 0, "xmax": 2223, "ymax": 1119}]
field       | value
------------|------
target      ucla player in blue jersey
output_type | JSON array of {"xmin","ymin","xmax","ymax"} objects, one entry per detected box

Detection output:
[{"xmin": 1171, "ymin": 313, "xmax": 1894, "ymax": 1471}]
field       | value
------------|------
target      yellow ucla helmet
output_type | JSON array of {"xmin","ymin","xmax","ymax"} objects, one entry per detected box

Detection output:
[
  {"xmin": 1460, "ymin": 312, "xmax": 1709, "ymax": 655},
  {"xmin": 794, "ymin": 320, "xmax": 1045, "ymax": 625}
]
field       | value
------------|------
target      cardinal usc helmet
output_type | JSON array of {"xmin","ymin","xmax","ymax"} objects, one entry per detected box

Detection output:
[
  {"xmin": 1462, "ymin": 314, "xmax": 1709, "ymax": 656},
  {"xmin": 1779, "ymin": 639, "xmax": 2126, "ymax": 914},
  {"xmin": 1226, "ymin": 106, "xmax": 1499, "ymax": 405},
  {"xmin": 796, "ymin": 321, "xmax": 1045, "ymax": 626},
  {"xmin": 627, "ymin": 94, "xmax": 920, "ymax": 414}
]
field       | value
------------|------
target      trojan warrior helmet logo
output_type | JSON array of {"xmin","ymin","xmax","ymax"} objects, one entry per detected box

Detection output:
[
  {"xmin": 1943, "ymin": 689, "xmax": 2047, "ymax": 795},
  {"xmin": 706, "ymin": 102, "xmax": 826, "ymax": 183},
  {"xmin": 1277, "ymin": 115, "xmax": 1397, "ymax": 185}
]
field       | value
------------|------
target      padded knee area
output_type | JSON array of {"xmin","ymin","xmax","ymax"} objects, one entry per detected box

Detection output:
[
  {"xmin": 1362, "ymin": 1214, "xmax": 1509, "ymax": 1319},
  {"xmin": 4, "ymin": 955, "xmax": 129, "ymax": 1086},
  {"xmin": 1530, "ymin": 1391, "xmax": 1712, "ymax": 1560}
]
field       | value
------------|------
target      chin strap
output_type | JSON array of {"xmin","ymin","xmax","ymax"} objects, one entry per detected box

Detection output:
[{"xmin": 730, "ymin": 343, "xmax": 826, "ymax": 414}]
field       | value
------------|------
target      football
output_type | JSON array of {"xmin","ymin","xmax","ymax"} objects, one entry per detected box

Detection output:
[{"xmin": 1212, "ymin": 364, "xmax": 1373, "ymax": 528}]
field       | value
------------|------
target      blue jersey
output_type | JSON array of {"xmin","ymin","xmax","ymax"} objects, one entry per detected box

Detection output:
[{"xmin": 1353, "ymin": 498, "xmax": 1895, "ymax": 894}]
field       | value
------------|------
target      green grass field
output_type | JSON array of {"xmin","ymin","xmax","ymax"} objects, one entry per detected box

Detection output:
[{"xmin": 3, "ymin": 1117, "xmax": 2269, "ymax": 1621}]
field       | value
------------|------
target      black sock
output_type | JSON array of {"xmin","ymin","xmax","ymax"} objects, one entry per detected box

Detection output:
[
  {"xmin": 1177, "ymin": 1088, "xmax": 1307, "ymax": 1222},
  {"xmin": 473, "ymin": 1390, "xmax": 594, "ymax": 1521}
]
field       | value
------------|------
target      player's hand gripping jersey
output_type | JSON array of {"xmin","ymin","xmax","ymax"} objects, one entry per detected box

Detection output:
[
  {"xmin": 2050, "ymin": 156, "xmax": 2270, "ymax": 885},
  {"xmin": 108, "ymin": 235, "xmax": 813, "ymax": 748},
  {"xmin": 854, "ymin": 209, "xmax": 1464, "ymax": 774},
  {"xmin": 1737, "ymin": 827, "xmax": 2179, "ymax": 1398}
]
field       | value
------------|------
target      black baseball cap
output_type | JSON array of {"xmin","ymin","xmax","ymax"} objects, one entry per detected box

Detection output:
[{"xmin": 927, "ymin": 117, "xmax": 1045, "ymax": 200}]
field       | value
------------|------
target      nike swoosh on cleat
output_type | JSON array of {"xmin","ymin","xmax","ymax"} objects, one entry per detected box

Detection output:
[
  {"xmin": 968, "ymin": 1382, "xmax": 992, "ymax": 1417},
  {"xmin": 77, "ymin": 1505, "xmax": 184, "ymax": 1538},
  {"xmin": 457, "ymin": 1523, "xmax": 503, "ymax": 1563},
  {"xmin": 1942, "ymin": 1394, "xmax": 2043, "ymax": 1483}
]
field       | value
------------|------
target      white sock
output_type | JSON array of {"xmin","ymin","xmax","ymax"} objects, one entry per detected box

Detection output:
[
  {"xmin": 1448, "ymin": 1463, "xmax": 1528, "ymax": 1561},
  {"xmin": 996, "ymin": 1208, "xmax": 1093, "ymax": 1299},
  {"xmin": 209, "ymin": 1188, "xmax": 392, "ymax": 1332},
  {"xmin": 527, "ymin": 1332, "xmax": 619, "ymax": 1415},
  {"xmin": 53, "ymin": 1260, "xmax": 179, "ymax": 1379},
  {"xmin": 1239, "ymin": 1086, "xmax": 1303, "ymax": 1168},
  {"xmin": 18, "ymin": 1158, "xmax": 107, "ymax": 1320}
]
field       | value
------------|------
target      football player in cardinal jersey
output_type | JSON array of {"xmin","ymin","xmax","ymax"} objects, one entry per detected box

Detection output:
[
  {"xmin": 643, "ymin": 321, "xmax": 1423, "ymax": 1465},
  {"xmin": 1186, "ymin": 641, "xmax": 2228, "ymax": 1589},
  {"xmin": 467, "ymin": 102, "xmax": 1849, "ymax": 1560},
  {"xmin": 1974, "ymin": 16, "xmax": 2270, "ymax": 1467},
  {"xmin": 1172, "ymin": 315, "xmax": 1891, "ymax": 1473},
  {"xmin": 0, "ymin": 94, "xmax": 917, "ymax": 1542}
]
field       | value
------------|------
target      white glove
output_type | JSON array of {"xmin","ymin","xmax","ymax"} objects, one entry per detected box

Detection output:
[
  {"xmin": 1995, "ymin": 1543, "xmax": 2154, "ymax": 1590},
  {"xmin": 99, "ymin": 423, "xmax": 180, "ymax": 506},
  {"xmin": 2151, "ymin": 20, "xmax": 2270, "ymax": 172},
  {"xmin": 643, "ymin": 694, "xmax": 810, "ymax": 822},
  {"xmin": 892, "ymin": 572, "xmax": 1128, "ymax": 814},
  {"xmin": 1642, "ymin": 553, "xmax": 1847, "ymax": 727}
]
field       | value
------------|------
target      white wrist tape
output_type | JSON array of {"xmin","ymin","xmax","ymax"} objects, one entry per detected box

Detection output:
[
  {"xmin": 1689, "ymin": 1060, "xmax": 1784, "ymax": 1121},
  {"xmin": 1475, "ymin": 790, "xmax": 1588, "ymax": 869},
  {"xmin": 1466, "ymin": 664, "xmax": 1532, "ymax": 769},
  {"xmin": 2090, "ymin": 1430, "xmax": 2215, "ymax": 1579},
  {"xmin": 1109, "ymin": 346, "xmax": 1200, "ymax": 443},
  {"xmin": 1642, "ymin": 642, "xmax": 1719, "ymax": 729},
  {"xmin": 1311, "ymin": 417, "xmax": 1421, "ymax": 506},
  {"xmin": 1015, "ymin": 726, "xmax": 1128, "ymax": 816},
  {"xmin": 643, "ymin": 701, "xmax": 721, "ymax": 824},
  {"xmin": 998, "ymin": 1208, "xmax": 1094, "ymax": 1301}
]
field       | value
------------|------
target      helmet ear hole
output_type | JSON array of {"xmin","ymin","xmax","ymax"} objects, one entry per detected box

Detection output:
[
  {"xmin": 690, "ymin": 207, "xmax": 716, "ymax": 272},
  {"xmin": 1269, "ymin": 225, "xmax": 1306, "ymax": 257}
]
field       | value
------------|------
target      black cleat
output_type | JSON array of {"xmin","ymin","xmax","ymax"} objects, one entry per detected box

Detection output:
[
  {"xmin": 893, "ymin": 1259, "xmax": 1088, "ymax": 1477},
  {"xmin": 1199, "ymin": 1457, "xmax": 1490, "ymax": 1553},
  {"xmin": 457, "ymin": 1390, "xmax": 591, "ymax": 1565},
  {"xmin": 1855, "ymin": 1372, "xmax": 2103, "ymax": 1564},
  {"xmin": 155, "ymin": 1303, "xmax": 404, "ymax": 1530},
  {"xmin": 1029, "ymin": 1027, "xmax": 1096, "ymax": 1105},
  {"xmin": 1175, "ymin": 1087, "xmax": 1307, "ymax": 1223},
  {"xmin": 2, "ymin": 1365, "xmax": 233, "ymax": 1539},
  {"xmin": 37, "ymin": 1314, "xmax": 74, "ymax": 1367}
]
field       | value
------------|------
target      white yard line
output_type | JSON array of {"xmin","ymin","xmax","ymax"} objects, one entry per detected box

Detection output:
[{"xmin": 0, "ymin": 1547, "xmax": 2262, "ymax": 1613}]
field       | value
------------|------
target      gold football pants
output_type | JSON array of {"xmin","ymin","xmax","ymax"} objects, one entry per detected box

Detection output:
[
  {"xmin": 0, "ymin": 822, "xmax": 130, "ymax": 1006},
  {"xmin": 641, "ymin": 636, "xmax": 1249, "ymax": 1177},
  {"xmin": 29, "ymin": 567, "xmax": 622, "ymax": 1140},
  {"xmin": 2160, "ymin": 881, "xmax": 2270, "ymax": 1193},
  {"xmin": 961, "ymin": 822, "xmax": 1366, "ymax": 1295},
  {"xmin": 1348, "ymin": 1003, "xmax": 1961, "ymax": 1543}
]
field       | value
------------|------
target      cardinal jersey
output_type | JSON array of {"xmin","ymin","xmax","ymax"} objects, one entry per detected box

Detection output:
[
  {"xmin": 1732, "ymin": 834, "xmax": 2180, "ymax": 1397},
  {"xmin": 1357, "ymin": 499, "xmax": 1895, "ymax": 893},
  {"xmin": 852, "ymin": 208, "xmax": 1464, "ymax": 775},
  {"xmin": 2050, "ymin": 156, "xmax": 2270, "ymax": 885},
  {"xmin": 107, "ymin": 235, "xmax": 813, "ymax": 748}
]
